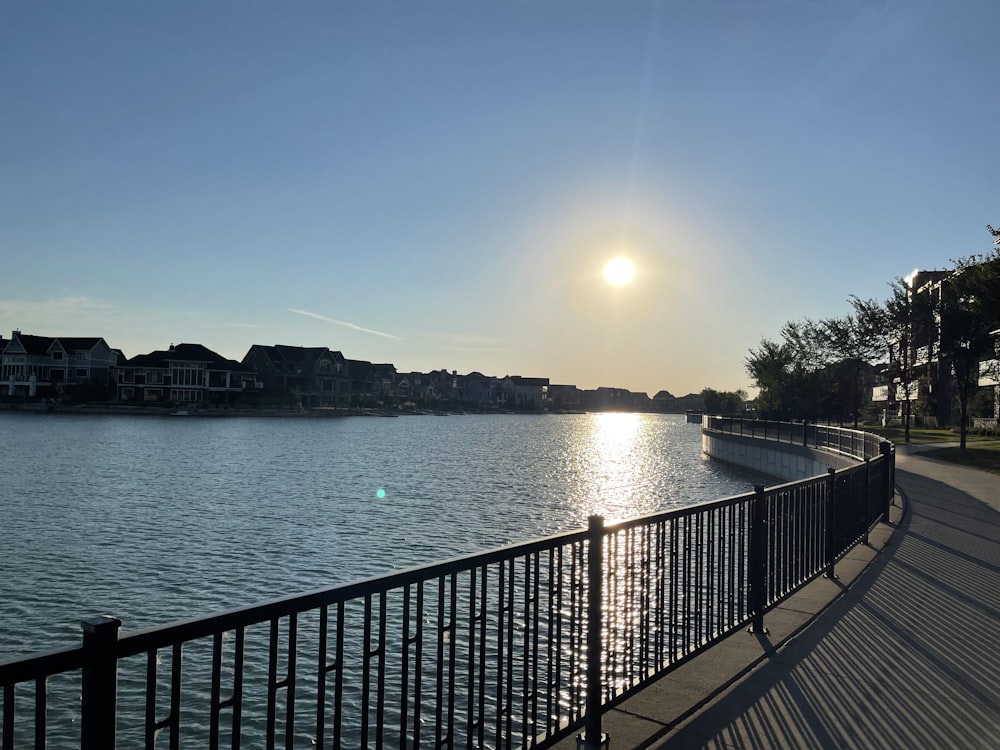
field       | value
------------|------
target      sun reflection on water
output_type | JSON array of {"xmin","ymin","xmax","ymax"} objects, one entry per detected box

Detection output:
[{"xmin": 571, "ymin": 412, "xmax": 651, "ymax": 522}]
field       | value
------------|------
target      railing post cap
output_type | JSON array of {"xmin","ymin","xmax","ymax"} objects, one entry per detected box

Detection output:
[{"xmin": 81, "ymin": 615, "xmax": 122, "ymax": 635}]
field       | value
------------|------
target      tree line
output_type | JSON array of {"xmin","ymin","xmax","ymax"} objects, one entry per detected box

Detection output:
[{"xmin": 744, "ymin": 225, "xmax": 1000, "ymax": 448}]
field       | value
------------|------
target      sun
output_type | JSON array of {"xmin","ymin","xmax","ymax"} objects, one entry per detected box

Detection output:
[{"xmin": 603, "ymin": 257, "xmax": 636, "ymax": 286}]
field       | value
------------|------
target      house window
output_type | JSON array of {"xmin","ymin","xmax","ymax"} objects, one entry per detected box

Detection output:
[
  {"xmin": 52, "ymin": 351, "xmax": 63, "ymax": 360},
  {"xmin": 145, "ymin": 389, "xmax": 162, "ymax": 401},
  {"xmin": 171, "ymin": 363, "xmax": 205, "ymax": 387},
  {"xmin": 121, "ymin": 387, "xmax": 134, "ymax": 400},
  {"xmin": 170, "ymin": 389, "xmax": 203, "ymax": 402},
  {"xmin": 75, "ymin": 369, "xmax": 87, "ymax": 377}
]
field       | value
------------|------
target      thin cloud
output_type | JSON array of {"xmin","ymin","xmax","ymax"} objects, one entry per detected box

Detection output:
[
  {"xmin": 289, "ymin": 308, "xmax": 401, "ymax": 340},
  {"xmin": 426, "ymin": 332, "xmax": 506, "ymax": 353}
]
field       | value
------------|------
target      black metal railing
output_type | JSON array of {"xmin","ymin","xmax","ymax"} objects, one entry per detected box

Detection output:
[
  {"xmin": 703, "ymin": 415, "xmax": 887, "ymax": 460},
  {"xmin": 1, "ymin": 420, "xmax": 894, "ymax": 749}
]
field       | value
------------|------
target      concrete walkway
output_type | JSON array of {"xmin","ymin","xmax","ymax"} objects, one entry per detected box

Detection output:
[{"xmin": 556, "ymin": 446, "xmax": 1000, "ymax": 749}]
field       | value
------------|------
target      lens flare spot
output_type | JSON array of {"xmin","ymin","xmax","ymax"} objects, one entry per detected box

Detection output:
[{"xmin": 376, "ymin": 488, "xmax": 387, "ymax": 499}]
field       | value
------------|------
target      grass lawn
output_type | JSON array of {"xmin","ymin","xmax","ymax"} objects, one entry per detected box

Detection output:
[
  {"xmin": 864, "ymin": 426, "xmax": 997, "ymax": 444},
  {"xmin": 863, "ymin": 426, "xmax": 1000, "ymax": 475},
  {"xmin": 919, "ymin": 442, "xmax": 1000, "ymax": 476}
]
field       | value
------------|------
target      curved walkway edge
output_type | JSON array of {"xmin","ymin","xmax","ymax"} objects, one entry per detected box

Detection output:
[{"xmin": 554, "ymin": 448, "xmax": 1000, "ymax": 750}]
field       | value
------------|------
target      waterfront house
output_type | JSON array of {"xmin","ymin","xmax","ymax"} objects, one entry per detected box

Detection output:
[
  {"xmin": 1, "ymin": 332, "xmax": 117, "ymax": 399},
  {"xmin": 547, "ymin": 384, "xmax": 583, "ymax": 411},
  {"xmin": 460, "ymin": 371, "xmax": 499, "ymax": 410},
  {"xmin": 116, "ymin": 343, "xmax": 260, "ymax": 405},
  {"xmin": 242, "ymin": 344, "xmax": 350, "ymax": 408},
  {"xmin": 395, "ymin": 372, "xmax": 435, "ymax": 405},
  {"xmin": 345, "ymin": 360, "xmax": 398, "ymax": 407},
  {"xmin": 497, "ymin": 375, "xmax": 549, "ymax": 410}
]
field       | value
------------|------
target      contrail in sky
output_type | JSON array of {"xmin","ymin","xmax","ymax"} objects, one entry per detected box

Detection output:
[{"xmin": 289, "ymin": 308, "xmax": 401, "ymax": 340}]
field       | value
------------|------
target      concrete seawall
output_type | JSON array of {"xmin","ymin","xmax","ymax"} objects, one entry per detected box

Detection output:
[{"xmin": 702, "ymin": 429, "xmax": 858, "ymax": 481}]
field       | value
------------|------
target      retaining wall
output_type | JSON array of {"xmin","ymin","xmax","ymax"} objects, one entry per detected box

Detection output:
[{"xmin": 702, "ymin": 430, "xmax": 858, "ymax": 482}]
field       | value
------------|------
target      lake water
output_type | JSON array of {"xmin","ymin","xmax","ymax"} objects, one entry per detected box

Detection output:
[{"xmin": 1, "ymin": 411, "xmax": 759, "ymax": 661}]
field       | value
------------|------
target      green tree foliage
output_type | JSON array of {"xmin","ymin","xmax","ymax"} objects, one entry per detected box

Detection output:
[
  {"xmin": 701, "ymin": 387, "xmax": 747, "ymax": 415},
  {"xmin": 941, "ymin": 240, "xmax": 1000, "ymax": 447},
  {"xmin": 884, "ymin": 276, "xmax": 937, "ymax": 442},
  {"xmin": 744, "ymin": 338, "xmax": 796, "ymax": 419}
]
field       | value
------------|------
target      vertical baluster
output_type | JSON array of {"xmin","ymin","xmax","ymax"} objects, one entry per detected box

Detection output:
[
  {"xmin": 684, "ymin": 516, "xmax": 694, "ymax": 651},
  {"xmin": 399, "ymin": 588, "xmax": 411, "ymax": 748},
  {"xmin": 640, "ymin": 524, "xmax": 652, "ymax": 677},
  {"xmin": 504, "ymin": 558, "xmax": 515, "ymax": 746},
  {"xmin": 567, "ymin": 543, "xmax": 579, "ymax": 719},
  {"xmin": 144, "ymin": 650, "xmax": 157, "ymax": 750},
  {"xmin": 476, "ymin": 566, "xmax": 488, "ymax": 749},
  {"xmin": 434, "ymin": 578, "xmax": 446, "ymax": 746},
  {"xmin": 231, "ymin": 627, "xmax": 245, "ymax": 750},
  {"xmin": 655, "ymin": 521, "xmax": 666, "ymax": 667},
  {"xmin": 316, "ymin": 607, "xmax": 329, "ymax": 750},
  {"xmin": 33, "ymin": 676, "xmax": 45, "ymax": 749},
  {"xmin": 545, "ymin": 549, "xmax": 558, "ymax": 739},
  {"xmin": 446, "ymin": 574, "xmax": 457, "ymax": 748},
  {"xmin": 3, "ymin": 684, "xmax": 14, "ymax": 750},
  {"xmin": 284, "ymin": 613, "xmax": 298, "ymax": 750},
  {"xmin": 466, "ymin": 568, "xmax": 479, "ymax": 750},
  {"xmin": 361, "ymin": 597, "xmax": 372, "ymax": 749},
  {"xmin": 748, "ymin": 487, "xmax": 766, "ymax": 633},
  {"xmin": 528, "ymin": 552, "xmax": 540, "ymax": 742},
  {"xmin": 520, "ymin": 555, "xmax": 531, "ymax": 744},
  {"xmin": 375, "ymin": 592, "xmax": 387, "ymax": 750},
  {"xmin": 707, "ymin": 510, "xmax": 717, "ymax": 639},
  {"xmin": 411, "ymin": 587, "xmax": 423, "ymax": 748},
  {"xmin": 169, "ymin": 642, "xmax": 182, "ymax": 750},
  {"xmin": 209, "ymin": 632, "xmax": 223, "ymax": 750},
  {"xmin": 266, "ymin": 621, "xmax": 279, "ymax": 750},
  {"xmin": 494, "ymin": 560, "xmax": 506, "ymax": 750},
  {"xmin": 668, "ymin": 519, "xmax": 679, "ymax": 659},
  {"xmin": 732, "ymin": 504, "xmax": 741, "ymax": 623}
]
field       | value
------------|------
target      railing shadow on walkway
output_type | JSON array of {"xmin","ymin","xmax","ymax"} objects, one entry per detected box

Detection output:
[{"xmin": 646, "ymin": 464, "xmax": 1000, "ymax": 750}]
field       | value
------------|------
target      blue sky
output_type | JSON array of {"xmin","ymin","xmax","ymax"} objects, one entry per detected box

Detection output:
[{"xmin": 2, "ymin": 1, "xmax": 997, "ymax": 397}]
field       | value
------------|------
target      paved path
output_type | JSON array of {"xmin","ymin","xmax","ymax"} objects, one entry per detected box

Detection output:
[{"xmin": 557, "ymin": 447, "xmax": 1000, "ymax": 749}]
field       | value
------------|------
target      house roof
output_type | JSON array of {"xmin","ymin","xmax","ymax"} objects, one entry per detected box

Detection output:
[
  {"xmin": 123, "ymin": 343, "xmax": 252, "ymax": 371},
  {"xmin": 54, "ymin": 337, "xmax": 105, "ymax": 352},
  {"xmin": 11, "ymin": 333, "xmax": 55, "ymax": 356},
  {"xmin": 248, "ymin": 344, "xmax": 345, "ymax": 375},
  {"xmin": 507, "ymin": 376, "xmax": 550, "ymax": 386},
  {"xmin": 4, "ymin": 333, "xmax": 109, "ymax": 357}
]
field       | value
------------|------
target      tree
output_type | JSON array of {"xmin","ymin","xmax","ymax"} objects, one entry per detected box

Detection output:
[
  {"xmin": 940, "ymin": 240, "xmax": 1000, "ymax": 448},
  {"xmin": 812, "ymin": 298, "xmax": 886, "ymax": 428},
  {"xmin": 745, "ymin": 338, "xmax": 797, "ymax": 419},
  {"xmin": 701, "ymin": 387, "xmax": 747, "ymax": 415},
  {"xmin": 884, "ymin": 276, "xmax": 936, "ymax": 442}
]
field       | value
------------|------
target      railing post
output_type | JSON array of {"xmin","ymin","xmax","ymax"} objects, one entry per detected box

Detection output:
[
  {"xmin": 81, "ymin": 615, "xmax": 122, "ymax": 750},
  {"xmin": 747, "ymin": 485, "xmax": 767, "ymax": 634},
  {"xmin": 881, "ymin": 441, "xmax": 894, "ymax": 515},
  {"xmin": 802, "ymin": 419, "xmax": 808, "ymax": 447},
  {"xmin": 824, "ymin": 468, "xmax": 837, "ymax": 580},
  {"xmin": 863, "ymin": 458, "xmax": 871, "ymax": 544},
  {"xmin": 579, "ymin": 515, "xmax": 609, "ymax": 749}
]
